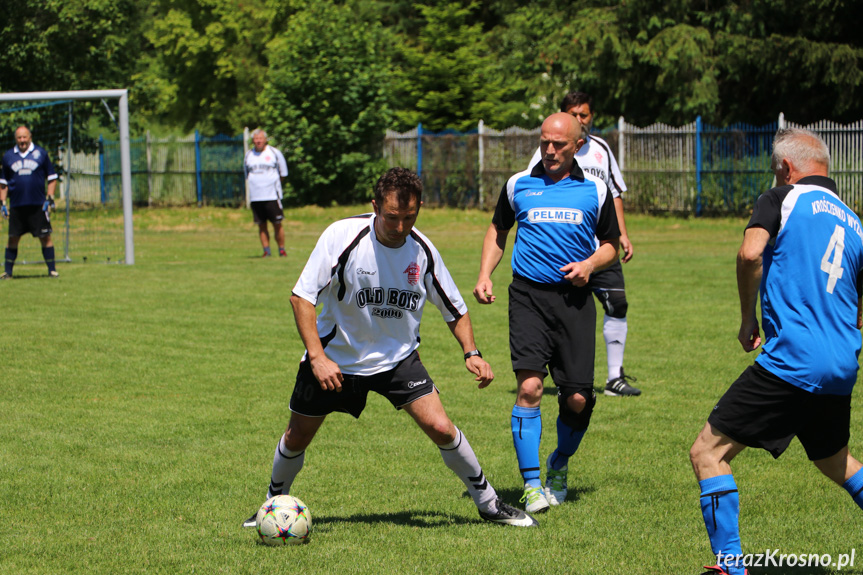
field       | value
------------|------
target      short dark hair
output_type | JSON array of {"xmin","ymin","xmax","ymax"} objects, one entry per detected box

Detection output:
[
  {"xmin": 560, "ymin": 91, "xmax": 593, "ymax": 113},
  {"xmin": 374, "ymin": 167, "xmax": 423, "ymax": 207}
]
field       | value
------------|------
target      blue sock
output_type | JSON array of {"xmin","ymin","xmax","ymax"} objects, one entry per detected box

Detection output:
[
  {"xmin": 42, "ymin": 246, "xmax": 56, "ymax": 272},
  {"xmin": 843, "ymin": 468, "xmax": 863, "ymax": 510},
  {"xmin": 511, "ymin": 405, "xmax": 542, "ymax": 488},
  {"xmin": 5, "ymin": 247, "xmax": 17, "ymax": 276},
  {"xmin": 263, "ymin": 246, "xmax": 271, "ymax": 256},
  {"xmin": 548, "ymin": 416, "xmax": 586, "ymax": 470},
  {"xmin": 699, "ymin": 474, "xmax": 744, "ymax": 575}
]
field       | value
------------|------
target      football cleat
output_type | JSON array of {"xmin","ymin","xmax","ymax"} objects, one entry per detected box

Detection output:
[
  {"xmin": 479, "ymin": 497, "xmax": 538, "ymax": 527},
  {"xmin": 701, "ymin": 565, "xmax": 749, "ymax": 575},
  {"xmin": 242, "ymin": 511, "xmax": 258, "ymax": 528},
  {"xmin": 544, "ymin": 454, "xmax": 568, "ymax": 506},
  {"xmin": 49, "ymin": 270, "xmax": 59, "ymax": 278},
  {"xmin": 519, "ymin": 484, "xmax": 550, "ymax": 514},
  {"xmin": 0, "ymin": 272, "xmax": 11, "ymax": 280},
  {"xmin": 278, "ymin": 247, "xmax": 287, "ymax": 257},
  {"xmin": 604, "ymin": 367, "xmax": 641, "ymax": 396}
]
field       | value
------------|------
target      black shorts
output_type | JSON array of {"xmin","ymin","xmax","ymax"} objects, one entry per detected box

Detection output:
[
  {"xmin": 251, "ymin": 200, "xmax": 284, "ymax": 225},
  {"xmin": 590, "ymin": 261, "xmax": 627, "ymax": 317},
  {"xmin": 589, "ymin": 259, "xmax": 625, "ymax": 292},
  {"xmin": 508, "ymin": 275, "xmax": 595, "ymax": 388},
  {"xmin": 289, "ymin": 350, "xmax": 437, "ymax": 418},
  {"xmin": 708, "ymin": 362, "xmax": 852, "ymax": 460},
  {"xmin": 8, "ymin": 205, "xmax": 52, "ymax": 238}
]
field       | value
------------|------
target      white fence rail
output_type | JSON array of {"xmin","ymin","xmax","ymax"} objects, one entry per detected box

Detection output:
[{"xmin": 385, "ymin": 114, "xmax": 863, "ymax": 214}]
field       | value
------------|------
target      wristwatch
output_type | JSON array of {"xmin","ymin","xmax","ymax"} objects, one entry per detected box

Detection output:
[{"xmin": 464, "ymin": 349, "xmax": 483, "ymax": 360}]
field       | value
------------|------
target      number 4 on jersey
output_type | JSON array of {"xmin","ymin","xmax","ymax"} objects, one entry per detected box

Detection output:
[{"xmin": 821, "ymin": 224, "xmax": 845, "ymax": 294}]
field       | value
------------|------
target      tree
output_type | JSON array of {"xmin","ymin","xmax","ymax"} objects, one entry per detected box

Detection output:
[
  {"xmin": 132, "ymin": 0, "xmax": 276, "ymax": 134},
  {"xmin": 0, "ymin": 0, "xmax": 145, "ymax": 95},
  {"xmin": 391, "ymin": 2, "xmax": 509, "ymax": 132},
  {"xmin": 487, "ymin": 0, "xmax": 862, "ymax": 127},
  {"xmin": 261, "ymin": 0, "xmax": 394, "ymax": 205}
]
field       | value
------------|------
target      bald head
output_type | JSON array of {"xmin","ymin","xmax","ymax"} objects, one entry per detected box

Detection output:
[
  {"xmin": 15, "ymin": 126, "xmax": 32, "ymax": 151},
  {"xmin": 539, "ymin": 113, "xmax": 587, "ymax": 182}
]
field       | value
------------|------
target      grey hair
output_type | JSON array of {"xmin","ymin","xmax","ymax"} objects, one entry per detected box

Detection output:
[
  {"xmin": 251, "ymin": 128, "xmax": 268, "ymax": 139},
  {"xmin": 772, "ymin": 128, "xmax": 830, "ymax": 171}
]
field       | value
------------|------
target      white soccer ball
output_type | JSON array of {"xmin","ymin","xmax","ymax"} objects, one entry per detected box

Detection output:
[{"xmin": 255, "ymin": 495, "xmax": 312, "ymax": 546}]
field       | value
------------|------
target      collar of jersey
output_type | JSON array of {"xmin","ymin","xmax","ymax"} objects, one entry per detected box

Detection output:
[
  {"xmin": 796, "ymin": 175, "xmax": 837, "ymax": 194},
  {"xmin": 13, "ymin": 143, "xmax": 35, "ymax": 157}
]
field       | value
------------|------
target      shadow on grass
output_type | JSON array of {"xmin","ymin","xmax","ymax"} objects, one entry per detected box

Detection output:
[
  {"xmin": 0, "ymin": 273, "xmax": 56, "ymax": 280},
  {"xmin": 313, "ymin": 510, "xmax": 475, "ymax": 529},
  {"xmin": 307, "ymin": 485, "xmax": 598, "ymax": 531},
  {"xmin": 488, "ymin": 485, "xmax": 596, "ymax": 508}
]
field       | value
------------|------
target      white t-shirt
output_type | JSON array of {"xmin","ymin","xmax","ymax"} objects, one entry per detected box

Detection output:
[
  {"xmin": 292, "ymin": 214, "xmax": 468, "ymax": 375},
  {"xmin": 529, "ymin": 134, "xmax": 626, "ymax": 198},
  {"xmin": 244, "ymin": 145, "xmax": 288, "ymax": 202}
]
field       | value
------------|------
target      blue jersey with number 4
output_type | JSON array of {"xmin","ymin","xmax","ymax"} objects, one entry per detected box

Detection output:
[{"xmin": 748, "ymin": 176, "xmax": 863, "ymax": 395}]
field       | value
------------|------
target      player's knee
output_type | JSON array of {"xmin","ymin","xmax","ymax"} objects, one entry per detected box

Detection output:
[
  {"xmin": 597, "ymin": 290, "xmax": 628, "ymax": 318},
  {"xmin": 688, "ymin": 429, "xmax": 723, "ymax": 474},
  {"xmin": 558, "ymin": 390, "xmax": 596, "ymax": 431},
  {"xmin": 283, "ymin": 425, "xmax": 315, "ymax": 451},
  {"xmin": 517, "ymin": 377, "xmax": 544, "ymax": 404},
  {"xmin": 430, "ymin": 419, "xmax": 457, "ymax": 443}
]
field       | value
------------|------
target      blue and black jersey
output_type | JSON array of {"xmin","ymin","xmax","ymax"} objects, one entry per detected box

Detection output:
[
  {"xmin": 749, "ymin": 175, "xmax": 863, "ymax": 395},
  {"xmin": 492, "ymin": 161, "xmax": 619, "ymax": 285}
]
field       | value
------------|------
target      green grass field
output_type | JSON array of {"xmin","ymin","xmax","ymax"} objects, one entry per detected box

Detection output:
[{"xmin": 1, "ymin": 207, "xmax": 860, "ymax": 575}]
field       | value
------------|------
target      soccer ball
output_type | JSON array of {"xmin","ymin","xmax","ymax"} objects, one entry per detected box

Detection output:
[{"xmin": 255, "ymin": 495, "xmax": 312, "ymax": 546}]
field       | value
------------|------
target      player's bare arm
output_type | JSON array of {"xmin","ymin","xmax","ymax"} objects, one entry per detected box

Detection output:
[
  {"xmin": 473, "ymin": 224, "xmax": 510, "ymax": 304},
  {"xmin": 290, "ymin": 294, "xmax": 344, "ymax": 392},
  {"xmin": 560, "ymin": 238, "xmax": 620, "ymax": 287},
  {"xmin": 446, "ymin": 312, "xmax": 494, "ymax": 389},
  {"xmin": 614, "ymin": 196, "xmax": 634, "ymax": 263},
  {"xmin": 736, "ymin": 226, "xmax": 770, "ymax": 351},
  {"xmin": 858, "ymin": 296, "xmax": 862, "ymax": 330}
]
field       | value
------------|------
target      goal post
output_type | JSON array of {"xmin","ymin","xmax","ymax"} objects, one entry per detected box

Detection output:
[{"xmin": 0, "ymin": 89, "xmax": 135, "ymax": 265}]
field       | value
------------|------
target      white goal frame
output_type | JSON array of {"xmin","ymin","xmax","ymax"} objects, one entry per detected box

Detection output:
[{"xmin": 0, "ymin": 89, "xmax": 135, "ymax": 264}]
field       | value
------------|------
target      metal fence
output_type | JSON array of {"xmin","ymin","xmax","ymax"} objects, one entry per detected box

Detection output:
[
  {"xmin": 93, "ymin": 132, "xmax": 246, "ymax": 207},
  {"xmin": 63, "ymin": 115, "xmax": 863, "ymax": 214},
  {"xmin": 386, "ymin": 114, "xmax": 863, "ymax": 215}
]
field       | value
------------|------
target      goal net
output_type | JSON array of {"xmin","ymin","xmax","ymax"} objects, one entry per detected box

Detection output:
[{"xmin": 0, "ymin": 90, "xmax": 134, "ymax": 266}]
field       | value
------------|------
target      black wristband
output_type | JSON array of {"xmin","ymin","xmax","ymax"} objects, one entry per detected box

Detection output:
[{"xmin": 464, "ymin": 349, "xmax": 482, "ymax": 361}]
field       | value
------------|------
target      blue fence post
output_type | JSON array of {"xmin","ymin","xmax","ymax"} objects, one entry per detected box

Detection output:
[
  {"xmin": 195, "ymin": 130, "xmax": 203, "ymax": 206},
  {"xmin": 99, "ymin": 134, "xmax": 106, "ymax": 204},
  {"xmin": 417, "ymin": 123, "xmax": 423, "ymax": 178},
  {"xmin": 696, "ymin": 116, "xmax": 703, "ymax": 217}
]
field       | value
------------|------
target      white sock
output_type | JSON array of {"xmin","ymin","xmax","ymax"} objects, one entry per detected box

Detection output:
[
  {"xmin": 438, "ymin": 427, "xmax": 497, "ymax": 513},
  {"xmin": 604, "ymin": 315, "xmax": 628, "ymax": 381},
  {"xmin": 267, "ymin": 434, "xmax": 305, "ymax": 498}
]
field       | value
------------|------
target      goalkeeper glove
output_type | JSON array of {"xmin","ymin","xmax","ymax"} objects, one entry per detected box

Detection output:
[
  {"xmin": 1, "ymin": 203, "xmax": 7, "ymax": 219},
  {"xmin": 43, "ymin": 197, "xmax": 54, "ymax": 213}
]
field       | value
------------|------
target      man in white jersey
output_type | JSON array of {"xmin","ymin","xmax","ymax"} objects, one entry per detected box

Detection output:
[
  {"xmin": 244, "ymin": 129, "xmax": 288, "ymax": 257},
  {"xmin": 527, "ymin": 92, "xmax": 641, "ymax": 396},
  {"xmin": 243, "ymin": 168, "xmax": 537, "ymax": 528}
]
